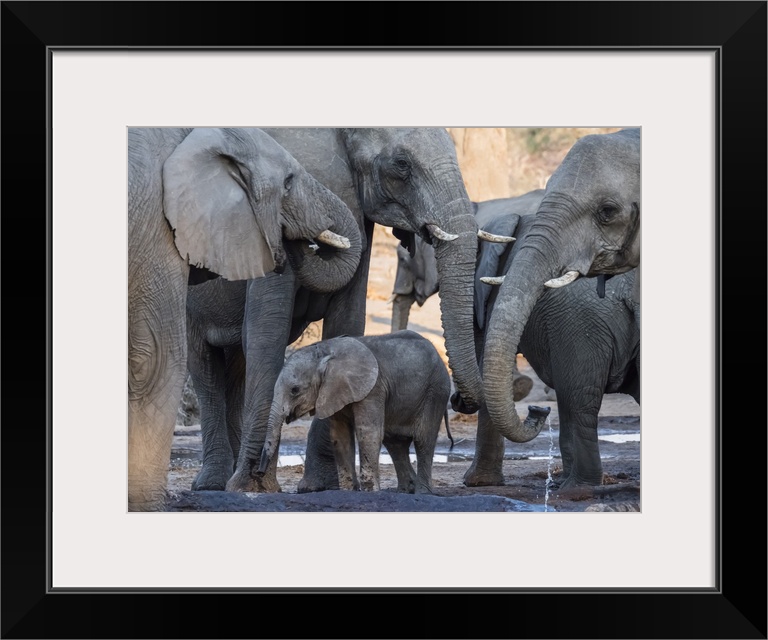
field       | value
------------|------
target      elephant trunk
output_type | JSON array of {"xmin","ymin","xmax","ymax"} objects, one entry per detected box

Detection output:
[
  {"xmin": 256, "ymin": 399, "xmax": 285, "ymax": 476},
  {"xmin": 285, "ymin": 180, "xmax": 363, "ymax": 293},
  {"xmin": 390, "ymin": 293, "xmax": 415, "ymax": 332},
  {"xmin": 432, "ymin": 200, "xmax": 484, "ymax": 413},
  {"xmin": 482, "ymin": 251, "xmax": 555, "ymax": 442}
]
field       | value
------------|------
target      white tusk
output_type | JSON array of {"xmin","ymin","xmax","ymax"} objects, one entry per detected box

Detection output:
[
  {"xmin": 480, "ymin": 276, "xmax": 506, "ymax": 286},
  {"xmin": 308, "ymin": 242, "xmax": 319, "ymax": 252},
  {"xmin": 316, "ymin": 230, "xmax": 351, "ymax": 249},
  {"xmin": 477, "ymin": 229, "xmax": 515, "ymax": 243},
  {"xmin": 544, "ymin": 270, "xmax": 580, "ymax": 288},
  {"xmin": 426, "ymin": 223, "xmax": 458, "ymax": 241}
]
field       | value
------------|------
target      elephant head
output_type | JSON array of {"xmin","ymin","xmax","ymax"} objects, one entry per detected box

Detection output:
[
  {"xmin": 162, "ymin": 127, "xmax": 361, "ymax": 292},
  {"xmin": 256, "ymin": 337, "xmax": 379, "ymax": 476},
  {"xmin": 340, "ymin": 128, "xmax": 483, "ymax": 412},
  {"xmin": 478, "ymin": 128, "xmax": 641, "ymax": 442}
]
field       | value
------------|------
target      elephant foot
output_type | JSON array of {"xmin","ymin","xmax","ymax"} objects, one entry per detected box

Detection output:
[
  {"xmin": 463, "ymin": 464, "xmax": 505, "ymax": 487},
  {"xmin": 192, "ymin": 466, "xmax": 231, "ymax": 492},
  {"xmin": 512, "ymin": 373, "xmax": 534, "ymax": 402},
  {"xmin": 556, "ymin": 473, "xmax": 604, "ymax": 492},
  {"xmin": 224, "ymin": 467, "xmax": 282, "ymax": 493},
  {"xmin": 297, "ymin": 475, "xmax": 340, "ymax": 493}
]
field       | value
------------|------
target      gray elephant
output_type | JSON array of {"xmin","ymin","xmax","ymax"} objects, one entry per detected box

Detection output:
[
  {"xmin": 471, "ymin": 208, "xmax": 640, "ymax": 488},
  {"xmin": 456, "ymin": 128, "xmax": 641, "ymax": 487},
  {"xmin": 127, "ymin": 127, "xmax": 361, "ymax": 511},
  {"xmin": 184, "ymin": 128, "xmax": 490, "ymax": 495},
  {"xmin": 256, "ymin": 331, "xmax": 452, "ymax": 493}
]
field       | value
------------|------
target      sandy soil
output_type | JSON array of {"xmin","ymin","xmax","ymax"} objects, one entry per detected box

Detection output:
[{"xmin": 167, "ymin": 226, "xmax": 641, "ymax": 512}]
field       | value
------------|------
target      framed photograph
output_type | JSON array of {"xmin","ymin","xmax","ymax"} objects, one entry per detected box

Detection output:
[{"xmin": 4, "ymin": 2, "xmax": 765, "ymax": 638}]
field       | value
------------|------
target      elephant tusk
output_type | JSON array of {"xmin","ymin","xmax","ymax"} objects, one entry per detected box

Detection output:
[
  {"xmin": 544, "ymin": 270, "xmax": 580, "ymax": 288},
  {"xmin": 426, "ymin": 223, "xmax": 458, "ymax": 242},
  {"xmin": 477, "ymin": 229, "xmax": 515, "ymax": 243},
  {"xmin": 316, "ymin": 230, "xmax": 351, "ymax": 249},
  {"xmin": 480, "ymin": 276, "xmax": 506, "ymax": 286}
]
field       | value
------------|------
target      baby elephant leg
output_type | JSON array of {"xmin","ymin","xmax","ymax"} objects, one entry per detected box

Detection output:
[
  {"xmin": 352, "ymin": 403, "xmax": 385, "ymax": 491},
  {"xmin": 383, "ymin": 435, "xmax": 417, "ymax": 493},
  {"xmin": 411, "ymin": 406, "xmax": 444, "ymax": 494},
  {"xmin": 328, "ymin": 415, "xmax": 358, "ymax": 490}
]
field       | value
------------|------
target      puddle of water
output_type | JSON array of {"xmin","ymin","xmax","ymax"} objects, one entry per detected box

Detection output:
[
  {"xmin": 276, "ymin": 455, "xmax": 305, "ymax": 467},
  {"xmin": 276, "ymin": 453, "xmax": 449, "ymax": 468},
  {"xmin": 599, "ymin": 433, "xmax": 640, "ymax": 443}
]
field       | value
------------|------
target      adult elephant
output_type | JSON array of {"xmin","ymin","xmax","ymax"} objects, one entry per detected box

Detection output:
[
  {"xmin": 459, "ymin": 127, "xmax": 641, "ymax": 486},
  {"xmin": 467, "ymin": 207, "xmax": 640, "ymax": 489},
  {"xmin": 128, "ymin": 127, "xmax": 361, "ymax": 511},
  {"xmin": 188, "ymin": 128, "xmax": 487, "ymax": 494}
]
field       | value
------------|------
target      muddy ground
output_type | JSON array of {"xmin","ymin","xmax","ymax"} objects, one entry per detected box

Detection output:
[{"xmin": 166, "ymin": 226, "xmax": 640, "ymax": 513}]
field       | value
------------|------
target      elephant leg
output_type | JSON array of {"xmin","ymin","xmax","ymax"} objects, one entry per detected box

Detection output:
[
  {"xmin": 224, "ymin": 346, "xmax": 246, "ymax": 464},
  {"xmin": 411, "ymin": 405, "xmax": 443, "ymax": 494},
  {"xmin": 328, "ymin": 415, "xmax": 358, "ymax": 491},
  {"xmin": 297, "ymin": 417, "xmax": 341, "ymax": 492},
  {"xmin": 463, "ymin": 406, "xmax": 506, "ymax": 486},
  {"xmin": 512, "ymin": 355, "xmax": 534, "ymax": 401},
  {"xmin": 188, "ymin": 338, "xmax": 232, "ymax": 491},
  {"xmin": 391, "ymin": 293, "xmax": 415, "ymax": 332},
  {"xmin": 229, "ymin": 272, "xmax": 295, "ymax": 493},
  {"xmin": 352, "ymin": 403, "xmax": 385, "ymax": 491},
  {"xmin": 412, "ymin": 437, "xmax": 436, "ymax": 495},
  {"xmin": 128, "ymin": 259, "xmax": 188, "ymax": 511},
  {"xmin": 555, "ymin": 391, "xmax": 604, "ymax": 489},
  {"xmin": 547, "ymin": 332, "xmax": 610, "ymax": 489},
  {"xmin": 383, "ymin": 436, "xmax": 416, "ymax": 493}
]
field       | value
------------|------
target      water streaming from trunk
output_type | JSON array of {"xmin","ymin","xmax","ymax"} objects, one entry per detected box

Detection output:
[{"xmin": 544, "ymin": 415, "xmax": 554, "ymax": 512}]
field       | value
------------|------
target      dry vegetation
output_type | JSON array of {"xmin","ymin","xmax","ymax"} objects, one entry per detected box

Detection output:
[{"xmin": 505, "ymin": 127, "xmax": 622, "ymax": 195}]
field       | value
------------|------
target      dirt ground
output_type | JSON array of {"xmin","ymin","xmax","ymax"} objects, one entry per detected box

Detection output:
[{"xmin": 167, "ymin": 226, "xmax": 641, "ymax": 513}]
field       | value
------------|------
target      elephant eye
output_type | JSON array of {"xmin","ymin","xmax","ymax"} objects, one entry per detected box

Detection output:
[
  {"xmin": 392, "ymin": 157, "xmax": 410, "ymax": 175},
  {"xmin": 598, "ymin": 203, "xmax": 618, "ymax": 223},
  {"xmin": 284, "ymin": 174, "xmax": 294, "ymax": 191},
  {"xmin": 290, "ymin": 385, "xmax": 300, "ymax": 395}
]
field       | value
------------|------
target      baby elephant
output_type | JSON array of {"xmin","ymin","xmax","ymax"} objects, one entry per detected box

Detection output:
[{"xmin": 257, "ymin": 330, "xmax": 452, "ymax": 493}]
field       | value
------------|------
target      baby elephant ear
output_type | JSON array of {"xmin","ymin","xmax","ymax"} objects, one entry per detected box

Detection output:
[
  {"xmin": 162, "ymin": 128, "xmax": 277, "ymax": 281},
  {"xmin": 315, "ymin": 337, "xmax": 379, "ymax": 420}
]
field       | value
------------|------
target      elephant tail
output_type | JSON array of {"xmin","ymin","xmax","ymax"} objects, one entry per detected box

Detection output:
[{"xmin": 444, "ymin": 408, "xmax": 454, "ymax": 450}]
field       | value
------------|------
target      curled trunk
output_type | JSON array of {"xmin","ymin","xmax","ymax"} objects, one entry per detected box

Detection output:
[
  {"xmin": 286, "ymin": 181, "xmax": 363, "ymax": 293},
  {"xmin": 481, "ymin": 253, "xmax": 554, "ymax": 441}
]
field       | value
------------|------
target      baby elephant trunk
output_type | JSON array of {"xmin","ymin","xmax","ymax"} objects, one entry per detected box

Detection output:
[{"xmin": 255, "ymin": 401, "xmax": 285, "ymax": 477}]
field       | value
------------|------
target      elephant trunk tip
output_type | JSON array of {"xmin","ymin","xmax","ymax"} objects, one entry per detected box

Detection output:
[
  {"xmin": 450, "ymin": 391, "xmax": 479, "ymax": 415},
  {"xmin": 256, "ymin": 448, "xmax": 272, "ymax": 476},
  {"xmin": 522, "ymin": 405, "xmax": 551, "ymax": 440}
]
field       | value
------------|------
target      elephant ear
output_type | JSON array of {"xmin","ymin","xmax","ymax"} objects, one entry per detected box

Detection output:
[
  {"xmin": 474, "ymin": 213, "xmax": 522, "ymax": 331},
  {"xmin": 162, "ymin": 128, "xmax": 279, "ymax": 281},
  {"xmin": 315, "ymin": 337, "xmax": 379, "ymax": 420}
]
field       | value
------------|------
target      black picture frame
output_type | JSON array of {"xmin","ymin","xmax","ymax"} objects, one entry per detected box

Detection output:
[{"xmin": 3, "ymin": 1, "xmax": 765, "ymax": 638}]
